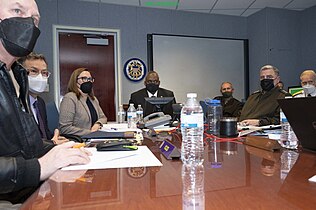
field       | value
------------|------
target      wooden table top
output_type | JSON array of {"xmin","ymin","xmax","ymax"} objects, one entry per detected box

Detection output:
[{"xmin": 21, "ymin": 134, "xmax": 316, "ymax": 210}]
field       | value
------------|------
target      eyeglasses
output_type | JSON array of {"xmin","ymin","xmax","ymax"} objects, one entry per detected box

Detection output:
[
  {"xmin": 27, "ymin": 68, "xmax": 51, "ymax": 78},
  {"xmin": 260, "ymin": 75, "xmax": 276, "ymax": 80},
  {"xmin": 77, "ymin": 76, "xmax": 95, "ymax": 83},
  {"xmin": 301, "ymin": 80, "xmax": 315, "ymax": 86}
]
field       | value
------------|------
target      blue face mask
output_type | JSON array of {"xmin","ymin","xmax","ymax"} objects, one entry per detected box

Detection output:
[{"xmin": 0, "ymin": 17, "xmax": 40, "ymax": 57}]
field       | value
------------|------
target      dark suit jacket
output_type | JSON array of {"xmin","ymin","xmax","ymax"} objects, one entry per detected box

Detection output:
[
  {"xmin": 213, "ymin": 96, "xmax": 243, "ymax": 117},
  {"xmin": 36, "ymin": 96, "xmax": 53, "ymax": 139},
  {"xmin": 129, "ymin": 88, "xmax": 176, "ymax": 117}
]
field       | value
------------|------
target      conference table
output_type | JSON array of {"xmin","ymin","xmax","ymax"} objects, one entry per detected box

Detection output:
[{"xmin": 21, "ymin": 132, "xmax": 316, "ymax": 210}]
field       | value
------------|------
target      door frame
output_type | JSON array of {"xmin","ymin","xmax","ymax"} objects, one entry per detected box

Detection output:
[{"xmin": 52, "ymin": 25, "xmax": 121, "ymax": 114}]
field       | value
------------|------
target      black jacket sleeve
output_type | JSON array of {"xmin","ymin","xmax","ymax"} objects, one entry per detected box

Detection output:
[{"xmin": 0, "ymin": 157, "xmax": 40, "ymax": 194}]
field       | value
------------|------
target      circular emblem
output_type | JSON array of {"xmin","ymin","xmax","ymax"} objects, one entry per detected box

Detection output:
[{"xmin": 124, "ymin": 58, "xmax": 146, "ymax": 82}]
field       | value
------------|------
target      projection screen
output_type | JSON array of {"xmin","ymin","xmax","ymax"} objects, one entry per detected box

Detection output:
[{"xmin": 148, "ymin": 34, "xmax": 249, "ymax": 103}]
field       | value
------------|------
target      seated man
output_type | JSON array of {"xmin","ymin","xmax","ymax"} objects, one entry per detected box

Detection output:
[
  {"xmin": 239, "ymin": 65, "xmax": 287, "ymax": 126},
  {"xmin": 18, "ymin": 52, "xmax": 68, "ymax": 144},
  {"xmin": 0, "ymin": 0, "xmax": 90, "ymax": 204},
  {"xmin": 129, "ymin": 71, "xmax": 176, "ymax": 117},
  {"xmin": 213, "ymin": 82, "xmax": 243, "ymax": 117},
  {"xmin": 293, "ymin": 70, "xmax": 316, "ymax": 97}
]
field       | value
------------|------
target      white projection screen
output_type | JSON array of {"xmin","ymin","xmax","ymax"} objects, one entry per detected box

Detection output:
[{"xmin": 149, "ymin": 34, "xmax": 249, "ymax": 104}]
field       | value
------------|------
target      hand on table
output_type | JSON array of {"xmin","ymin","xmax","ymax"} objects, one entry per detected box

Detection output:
[
  {"xmin": 51, "ymin": 129, "xmax": 69, "ymax": 145},
  {"xmin": 38, "ymin": 141, "xmax": 91, "ymax": 181}
]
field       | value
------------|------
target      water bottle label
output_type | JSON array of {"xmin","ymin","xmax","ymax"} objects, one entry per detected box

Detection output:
[
  {"xmin": 280, "ymin": 111, "xmax": 288, "ymax": 123},
  {"xmin": 136, "ymin": 111, "xmax": 143, "ymax": 114},
  {"xmin": 181, "ymin": 113, "xmax": 203, "ymax": 128},
  {"xmin": 127, "ymin": 112, "xmax": 137, "ymax": 118}
]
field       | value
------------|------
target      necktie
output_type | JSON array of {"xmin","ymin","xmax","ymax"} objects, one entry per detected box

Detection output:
[{"xmin": 33, "ymin": 101, "xmax": 48, "ymax": 139}]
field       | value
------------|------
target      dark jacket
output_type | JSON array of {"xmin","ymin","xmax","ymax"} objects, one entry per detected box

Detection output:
[
  {"xmin": 213, "ymin": 96, "xmax": 243, "ymax": 117},
  {"xmin": 239, "ymin": 87, "xmax": 287, "ymax": 126},
  {"xmin": 35, "ymin": 96, "xmax": 53, "ymax": 139},
  {"xmin": 0, "ymin": 61, "xmax": 53, "ymax": 198},
  {"xmin": 129, "ymin": 87, "xmax": 176, "ymax": 117}
]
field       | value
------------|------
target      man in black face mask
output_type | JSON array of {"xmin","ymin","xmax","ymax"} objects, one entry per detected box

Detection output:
[
  {"xmin": 213, "ymin": 82, "xmax": 243, "ymax": 117},
  {"xmin": 129, "ymin": 71, "xmax": 176, "ymax": 117},
  {"xmin": 239, "ymin": 65, "xmax": 288, "ymax": 126},
  {"xmin": 0, "ymin": 0, "xmax": 90, "ymax": 204}
]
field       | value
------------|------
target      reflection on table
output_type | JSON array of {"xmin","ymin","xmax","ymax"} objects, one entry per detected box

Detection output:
[{"xmin": 21, "ymin": 134, "xmax": 316, "ymax": 210}]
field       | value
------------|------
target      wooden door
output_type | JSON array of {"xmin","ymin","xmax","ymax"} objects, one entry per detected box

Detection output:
[{"xmin": 59, "ymin": 33, "xmax": 116, "ymax": 121}]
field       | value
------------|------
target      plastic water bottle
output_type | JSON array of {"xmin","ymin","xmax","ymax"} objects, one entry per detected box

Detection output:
[
  {"xmin": 280, "ymin": 150, "xmax": 299, "ymax": 180},
  {"xmin": 127, "ymin": 104, "xmax": 137, "ymax": 128},
  {"xmin": 182, "ymin": 164, "xmax": 205, "ymax": 210},
  {"xmin": 117, "ymin": 105, "xmax": 126, "ymax": 123},
  {"xmin": 136, "ymin": 105, "xmax": 144, "ymax": 123},
  {"xmin": 279, "ymin": 105, "xmax": 298, "ymax": 149},
  {"xmin": 181, "ymin": 93, "xmax": 204, "ymax": 165},
  {"xmin": 207, "ymin": 99, "xmax": 222, "ymax": 136}
]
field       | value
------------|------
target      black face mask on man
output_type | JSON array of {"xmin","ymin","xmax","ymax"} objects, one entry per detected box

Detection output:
[
  {"xmin": 146, "ymin": 83, "xmax": 159, "ymax": 94},
  {"xmin": 80, "ymin": 82, "xmax": 93, "ymax": 94},
  {"xmin": 260, "ymin": 79, "xmax": 275, "ymax": 91},
  {"xmin": 222, "ymin": 92, "xmax": 233, "ymax": 98},
  {"xmin": 0, "ymin": 17, "xmax": 40, "ymax": 57}
]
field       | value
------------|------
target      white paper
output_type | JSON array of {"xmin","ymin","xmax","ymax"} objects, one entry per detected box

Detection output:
[
  {"xmin": 238, "ymin": 124, "xmax": 281, "ymax": 137},
  {"xmin": 308, "ymin": 175, "xmax": 316, "ymax": 182},
  {"xmin": 62, "ymin": 146, "xmax": 162, "ymax": 171},
  {"xmin": 101, "ymin": 122, "xmax": 142, "ymax": 133},
  {"xmin": 268, "ymin": 134, "xmax": 281, "ymax": 140}
]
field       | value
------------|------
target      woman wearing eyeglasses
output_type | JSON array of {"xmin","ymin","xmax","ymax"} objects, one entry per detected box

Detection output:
[{"xmin": 59, "ymin": 67, "xmax": 107, "ymax": 136}]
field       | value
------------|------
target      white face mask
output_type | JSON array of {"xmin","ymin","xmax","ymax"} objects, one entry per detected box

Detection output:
[
  {"xmin": 302, "ymin": 84, "xmax": 316, "ymax": 96},
  {"xmin": 28, "ymin": 74, "xmax": 48, "ymax": 94}
]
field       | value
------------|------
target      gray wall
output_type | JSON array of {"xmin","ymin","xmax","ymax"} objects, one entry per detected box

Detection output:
[
  {"xmin": 35, "ymin": 0, "xmax": 315, "ymax": 105},
  {"xmin": 300, "ymin": 6, "xmax": 316, "ymax": 73},
  {"xmin": 247, "ymin": 7, "xmax": 301, "ymax": 92}
]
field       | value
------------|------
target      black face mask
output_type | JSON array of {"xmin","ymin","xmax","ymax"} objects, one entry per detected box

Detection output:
[
  {"xmin": 260, "ymin": 79, "xmax": 274, "ymax": 91},
  {"xmin": 222, "ymin": 92, "xmax": 232, "ymax": 98},
  {"xmin": 146, "ymin": 83, "xmax": 159, "ymax": 94},
  {"xmin": 0, "ymin": 17, "xmax": 40, "ymax": 57},
  {"xmin": 80, "ymin": 82, "xmax": 93, "ymax": 94}
]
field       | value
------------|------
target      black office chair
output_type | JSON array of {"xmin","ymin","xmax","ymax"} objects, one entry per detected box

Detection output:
[
  {"xmin": 199, "ymin": 100, "xmax": 208, "ymax": 122},
  {"xmin": 46, "ymin": 101, "xmax": 83, "ymax": 142},
  {"xmin": 172, "ymin": 103, "xmax": 183, "ymax": 122}
]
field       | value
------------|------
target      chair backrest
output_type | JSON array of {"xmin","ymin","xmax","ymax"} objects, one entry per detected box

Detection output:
[
  {"xmin": 46, "ymin": 101, "xmax": 59, "ymax": 134},
  {"xmin": 172, "ymin": 103, "xmax": 183, "ymax": 121},
  {"xmin": 199, "ymin": 100, "xmax": 208, "ymax": 122},
  {"xmin": 46, "ymin": 101, "xmax": 83, "ymax": 142}
]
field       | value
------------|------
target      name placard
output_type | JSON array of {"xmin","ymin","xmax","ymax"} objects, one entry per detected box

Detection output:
[{"xmin": 159, "ymin": 140, "xmax": 181, "ymax": 160}]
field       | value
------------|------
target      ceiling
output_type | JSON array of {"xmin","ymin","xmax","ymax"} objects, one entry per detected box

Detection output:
[{"xmin": 79, "ymin": 0, "xmax": 316, "ymax": 17}]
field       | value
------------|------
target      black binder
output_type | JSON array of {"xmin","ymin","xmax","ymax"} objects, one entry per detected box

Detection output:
[{"xmin": 82, "ymin": 131, "xmax": 135, "ymax": 140}]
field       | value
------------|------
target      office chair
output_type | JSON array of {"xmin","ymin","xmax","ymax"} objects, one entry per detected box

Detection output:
[
  {"xmin": 46, "ymin": 101, "xmax": 83, "ymax": 142},
  {"xmin": 199, "ymin": 100, "xmax": 208, "ymax": 122},
  {"xmin": 172, "ymin": 103, "xmax": 183, "ymax": 123}
]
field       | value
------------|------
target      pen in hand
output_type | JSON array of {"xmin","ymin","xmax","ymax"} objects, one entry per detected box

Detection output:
[{"xmin": 73, "ymin": 143, "xmax": 85, "ymax": 149}]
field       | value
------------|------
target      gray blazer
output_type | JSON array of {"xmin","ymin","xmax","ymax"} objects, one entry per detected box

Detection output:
[{"xmin": 59, "ymin": 92, "xmax": 107, "ymax": 136}]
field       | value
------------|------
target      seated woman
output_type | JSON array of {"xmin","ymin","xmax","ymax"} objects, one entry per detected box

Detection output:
[{"xmin": 59, "ymin": 68, "xmax": 107, "ymax": 136}]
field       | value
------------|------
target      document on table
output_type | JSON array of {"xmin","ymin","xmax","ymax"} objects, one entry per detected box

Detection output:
[
  {"xmin": 62, "ymin": 146, "xmax": 162, "ymax": 171},
  {"xmin": 238, "ymin": 124, "xmax": 281, "ymax": 137},
  {"xmin": 101, "ymin": 122, "xmax": 142, "ymax": 133}
]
